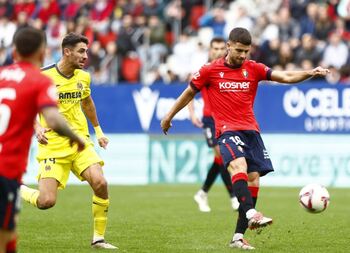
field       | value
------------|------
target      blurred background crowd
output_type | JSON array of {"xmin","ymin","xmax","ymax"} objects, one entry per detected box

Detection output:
[{"xmin": 1, "ymin": 0, "xmax": 350, "ymax": 85}]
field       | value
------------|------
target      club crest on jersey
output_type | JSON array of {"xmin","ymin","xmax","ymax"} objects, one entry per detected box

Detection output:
[
  {"xmin": 219, "ymin": 72, "xmax": 224, "ymax": 78},
  {"xmin": 77, "ymin": 82, "xmax": 83, "ymax": 90},
  {"xmin": 242, "ymin": 69, "xmax": 248, "ymax": 79}
]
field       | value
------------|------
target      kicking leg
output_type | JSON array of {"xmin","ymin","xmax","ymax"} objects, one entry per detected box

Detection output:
[{"xmin": 21, "ymin": 178, "xmax": 58, "ymax": 209}]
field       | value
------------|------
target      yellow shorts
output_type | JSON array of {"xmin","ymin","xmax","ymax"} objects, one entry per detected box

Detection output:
[{"xmin": 37, "ymin": 143, "xmax": 104, "ymax": 189}]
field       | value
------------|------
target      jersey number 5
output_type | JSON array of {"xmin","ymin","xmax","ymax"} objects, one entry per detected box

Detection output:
[{"xmin": 0, "ymin": 88, "xmax": 16, "ymax": 135}]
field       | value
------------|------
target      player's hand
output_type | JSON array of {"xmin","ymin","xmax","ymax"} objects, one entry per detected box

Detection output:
[
  {"xmin": 35, "ymin": 127, "xmax": 50, "ymax": 145},
  {"xmin": 98, "ymin": 136, "xmax": 109, "ymax": 149},
  {"xmin": 191, "ymin": 116, "xmax": 203, "ymax": 128},
  {"xmin": 311, "ymin": 66, "xmax": 330, "ymax": 77},
  {"xmin": 161, "ymin": 118, "xmax": 172, "ymax": 135},
  {"xmin": 69, "ymin": 136, "xmax": 85, "ymax": 151}
]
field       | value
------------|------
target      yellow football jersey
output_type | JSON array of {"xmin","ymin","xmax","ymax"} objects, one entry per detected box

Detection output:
[{"xmin": 37, "ymin": 64, "xmax": 92, "ymax": 159}]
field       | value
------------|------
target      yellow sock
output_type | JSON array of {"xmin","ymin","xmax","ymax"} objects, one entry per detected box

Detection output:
[
  {"xmin": 20, "ymin": 185, "xmax": 38, "ymax": 207},
  {"xmin": 92, "ymin": 195, "xmax": 109, "ymax": 240}
]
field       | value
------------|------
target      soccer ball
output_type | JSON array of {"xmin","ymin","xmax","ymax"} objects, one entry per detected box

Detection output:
[{"xmin": 299, "ymin": 184, "xmax": 330, "ymax": 213}]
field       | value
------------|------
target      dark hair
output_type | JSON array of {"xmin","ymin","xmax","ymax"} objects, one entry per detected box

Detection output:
[
  {"xmin": 62, "ymin": 33, "xmax": 89, "ymax": 52},
  {"xmin": 13, "ymin": 27, "xmax": 46, "ymax": 56},
  {"xmin": 210, "ymin": 37, "xmax": 226, "ymax": 47},
  {"xmin": 228, "ymin": 27, "xmax": 251, "ymax": 46}
]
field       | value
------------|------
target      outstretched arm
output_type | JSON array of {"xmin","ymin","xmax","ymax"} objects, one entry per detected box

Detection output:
[
  {"xmin": 81, "ymin": 95, "xmax": 108, "ymax": 149},
  {"xmin": 161, "ymin": 86, "xmax": 197, "ymax": 134},
  {"xmin": 271, "ymin": 66, "xmax": 330, "ymax": 84}
]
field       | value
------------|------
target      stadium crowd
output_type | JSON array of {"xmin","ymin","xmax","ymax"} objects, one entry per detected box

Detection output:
[{"xmin": 1, "ymin": 0, "xmax": 350, "ymax": 85}]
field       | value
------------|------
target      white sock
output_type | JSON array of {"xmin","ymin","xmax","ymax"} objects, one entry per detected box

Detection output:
[
  {"xmin": 198, "ymin": 189, "xmax": 207, "ymax": 196},
  {"xmin": 232, "ymin": 233, "xmax": 244, "ymax": 241},
  {"xmin": 246, "ymin": 209, "xmax": 257, "ymax": 220},
  {"xmin": 93, "ymin": 235, "xmax": 104, "ymax": 243}
]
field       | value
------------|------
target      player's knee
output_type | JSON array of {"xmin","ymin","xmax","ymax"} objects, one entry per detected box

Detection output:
[
  {"xmin": 37, "ymin": 195, "xmax": 56, "ymax": 209},
  {"xmin": 228, "ymin": 158, "xmax": 247, "ymax": 174},
  {"xmin": 93, "ymin": 177, "xmax": 108, "ymax": 192}
]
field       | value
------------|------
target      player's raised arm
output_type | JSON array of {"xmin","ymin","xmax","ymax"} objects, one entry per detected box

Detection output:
[
  {"xmin": 81, "ymin": 95, "xmax": 108, "ymax": 149},
  {"xmin": 270, "ymin": 66, "xmax": 330, "ymax": 84},
  {"xmin": 161, "ymin": 85, "xmax": 197, "ymax": 134},
  {"xmin": 41, "ymin": 106, "xmax": 85, "ymax": 151}
]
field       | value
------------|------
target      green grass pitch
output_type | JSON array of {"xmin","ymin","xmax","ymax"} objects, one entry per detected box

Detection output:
[{"xmin": 18, "ymin": 185, "xmax": 350, "ymax": 253}]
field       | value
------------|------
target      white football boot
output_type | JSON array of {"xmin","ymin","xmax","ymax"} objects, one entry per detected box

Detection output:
[
  {"xmin": 229, "ymin": 238, "xmax": 255, "ymax": 250},
  {"xmin": 91, "ymin": 239, "xmax": 118, "ymax": 249},
  {"xmin": 194, "ymin": 189, "xmax": 211, "ymax": 212},
  {"xmin": 231, "ymin": 196, "xmax": 240, "ymax": 211}
]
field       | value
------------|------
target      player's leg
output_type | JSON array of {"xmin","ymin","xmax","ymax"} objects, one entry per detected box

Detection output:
[
  {"xmin": 72, "ymin": 145, "xmax": 117, "ymax": 249},
  {"xmin": 194, "ymin": 150, "xmax": 221, "ymax": 212},
  {"xmin": 0, "ymin": 230, "xmax": 13, "ymax": 253},
  {"xmin": 230, "ymin": 172, "xmax": 260, "ymax": 250},
  {"xmin": 219, "ymin": 132, "xmax": 272, "ymax": 229},
  {"xmin": 80, "ymin": 164, "xmax": 116, "ymax": 249},
  {"xmin": 21, "ymin": 178, "xmax": 59, "ymax": 209},
  {"xmin": 194, "ymin": 116, "xmax": 220, "ymax": 212},
  {"xmin": 0, "ymin": 177, "xmax": 20, "ymax": 253},
  {"xmin": 214, "ymin": 144, "xmax": 239, "ymax": 210},
  {"xmin": 21, "ymin": 157, "xmax": 67, "ymax": 209}
]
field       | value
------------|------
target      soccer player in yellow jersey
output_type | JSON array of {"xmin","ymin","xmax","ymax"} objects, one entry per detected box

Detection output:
[{"xmin": 20, "ymin": 33, "xmax": 117, "ymax": 249}]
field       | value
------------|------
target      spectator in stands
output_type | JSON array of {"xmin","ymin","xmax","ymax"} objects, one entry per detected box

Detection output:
[
  {"xmin": 224, "ymin": 3, "xmax": 254, "ymax": 38},
  {"xmin": 13, "ymin": 0, "xmax": 36, "ymax": 20},
  {"xmin": 143, "ymin": 0, "xmax": 162, "ymax": 17},
  {"xmin": 100, "ymin": 41, "xmax": 120, "ymax": 85},
  {"xmin": 276, "ymin": 41, "xmax": 295, "ymax": 70},
  {"xmin": 117, "ymin": 14, "xmax": 137, "ymax": 56},
  {"xmin": 295, "ymin": 33, "xmax": 322, "ymax": 68},
  {"xmin": 199, "ymin": 5, "xmax": 226, "ymax": 37},
  {"xmin": 276, "ymin": 6, "xmax": 300, "ymax": 49},
  {"xmin": 0, "ymin": 17, "xmax": 16, "ymax": 48},
  {"xmin": 0, "ymin": 0, "xmax": 13, "ymax": 19},
  {"xmin": 322, "ymin": 32, "xmax": 349, "ymax": 69},
  {"xmin": 299, "ymin": 2, "xmax": 318, "ymax": 36},
  {"xmin": 46, "ymin": 15, "xmax": 67, "ymax": 49},
  {"xmin": 33, "ymin": 0, "xmax": 60, "ymax": 25},
  {"xmin": 314, "ymin": 4, "xmax": 334, "ymax": 45}
]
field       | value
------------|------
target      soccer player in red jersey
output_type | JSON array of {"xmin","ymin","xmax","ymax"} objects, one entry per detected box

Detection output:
[
  {"xmin": 161, "ymin": 27, "xmax": 329, "ymax": 250},
  {"xmin": 0, "ymin": 27, "xmax": 85, "ymax": 253},
  {"xmin": 189, "ymin": 37, "xmax": 239, "ymax": 212}
]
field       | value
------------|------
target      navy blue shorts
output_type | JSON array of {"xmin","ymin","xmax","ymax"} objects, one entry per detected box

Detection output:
[
  {"xmin": 0, "ymin": 176, "xmax": 20, "ymax": 231},
  {"xmin": 202, "ymin": 116, "xmax": 217, "ymax": 147},
  {"xmin": 218, "ymin": 131, "xmax": 274, "ymax": 177}
]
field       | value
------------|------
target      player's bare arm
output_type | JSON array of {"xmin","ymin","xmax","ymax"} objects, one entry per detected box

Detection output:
[
  {"xmin": 271, "ymin": 66, "xmax": 330, "ymax": 84},
  {"xmin": 41, "ymin": 106, "xmax": 85, "ymax": 151},
  {"xmin": 188, "ymin": 99, "xmax": 203, "ymax": 128},
  {"xmin": 161, "ymin": 86, "xmax": 197, "ymax": 134},
  {"xmin": 81, "ymin": 95, "xmax": 109, "ymax": 149}
]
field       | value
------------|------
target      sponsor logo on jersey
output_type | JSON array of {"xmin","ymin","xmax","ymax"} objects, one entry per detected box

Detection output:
[
  {"xmin": 58, "ymin": 91, "xmax": 82, "ymax": 104},
  {"xmin": 193, "ymin": 71, "xmax": 200, "ymax": 80},
  {"xmin": 218, "ymin": 81, "xmax": 250, "ymax": 92},
  {"xmin": 242, "ymin": 69, "xmax": 248, "ymax": 79},
  {"xmin": 77, "ymin": 82, "xmax": 83, "ymax": 90}
]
